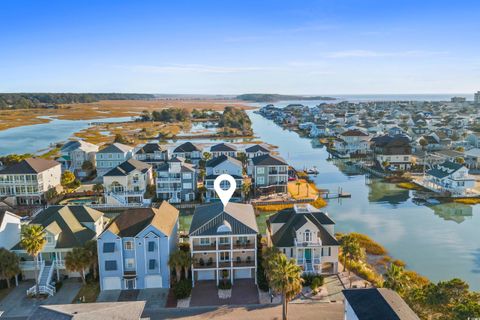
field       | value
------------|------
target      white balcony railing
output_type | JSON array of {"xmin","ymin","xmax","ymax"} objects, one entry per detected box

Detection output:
[{"xmin": 294, "ymin": 238, "xmax": 322, "ymax": 247}]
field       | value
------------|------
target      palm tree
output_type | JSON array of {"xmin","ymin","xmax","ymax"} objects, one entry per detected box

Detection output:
[
  {"xmin": 340, "ymin": 234, "xmax": 362, "ymax": 287},
  {"xmin": 21, "ymin": 225, "xmax": 46, "ymax": 297},
  {"xmin": 269, "ymin": 253, "xmax": 303, "ymax": 320},
  {"xmin": 241, "ymin": 180, "xmax": 251, "ymax": 201},
  {"xmin": 65, "ymin": 247, "xmax": 90, "ymax": 285},
  {"xmin": 198, "ymin": 186, "xmax": 207, "ymax": 203},
  {"xmin": 168, "ymin": 251, "xmax": 182, "ymax": 282},
  {"xmin": 84, "ymin": 240, "xmax": 98, "ymax": 280},
  {"xmin": 262, "ymin": 246, "xmax": 280, "ymax": 281},
  {"xmin": 202, "ymin": 152, "xmax": 212, "ymax": 162},
  {"xmin": 179, "ymin": 250, "xmax": 192, "ymax": 280},
  {"xmin": 384, "ymin": 264, "xmax": 410, "ymax": 294},
  {"xmin": 237, "ymin": 152, "xmax": 248, "ymax": 173},
  {"xmin": 0, "ymin": 248, "xmax": 20, "ymax": 288}
]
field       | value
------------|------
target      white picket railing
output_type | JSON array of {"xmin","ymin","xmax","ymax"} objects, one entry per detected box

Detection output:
[{"xmin": 26, "ymin": 260, "xmax": 56, "ymax": 297}]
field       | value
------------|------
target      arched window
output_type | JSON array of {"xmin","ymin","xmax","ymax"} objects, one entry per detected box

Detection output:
[
  {"xmin": 304, "ymin": 229, "xmax": 312, "ymax": 242},
  {"xmin": 217, "ymin": 220, "xmax": 232, "ymax": 233},
  {"xmin": 111, "ymin": 181, "xmax": 124, "ymax": 193}
]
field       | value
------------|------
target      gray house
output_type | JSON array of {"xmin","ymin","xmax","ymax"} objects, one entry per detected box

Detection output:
[
  {"xmin": 210, "ymin": 143, "xmax": 238, "ymax": 158},
  {"xmin": 134, "ymin": 142, "xmax": 169, "ymax": 169},
  {"xmin": 172, "ymin": 142, "xmax": 202, "ymax": 164},
  {"xmin": 205, "ymin": 155, "xmax": 243, "ymax": 202},
  {"xmin": 96, "ymin": 143, "xmax": 133, "ymax": 177},
  {"xmin": 97, "ymin": 202, "xmax": 179, "ymax": 291},
  {"xmin": 156, "ymin": 157, "xmax": 197, "ymax": 203},
  {"xmin": 248, "ymin": 154, "xmax": 288, "ymax": 194}
]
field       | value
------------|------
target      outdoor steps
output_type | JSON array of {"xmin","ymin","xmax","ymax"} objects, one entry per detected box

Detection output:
[{"xmin": 39, "ymin": 264, "xmax": 53, "ymax": 286}]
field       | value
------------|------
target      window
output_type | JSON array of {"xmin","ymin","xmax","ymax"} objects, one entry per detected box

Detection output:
[
  {"xmin": 183, "ymin": 183, "xmax": 192, "ymax": 189},
  {"xmin": 182, "ymin": 173, "xmax": 192, "ymax": 179},
  {"xmin": 125, "ymin": 258, "xmax": 135, "ymax": 269},
  {"xmin": 219, "ymin": 237, "xmax": 230, "ymax": 245},
  {"xmin": 220, "ymin": 252, "xmax": 230, "ymax": 261},
  {"xmin": 257, "ymin": 177, "xmax": 265, "ymax": 184},
  {"xmin": 103, "ymin": 242, "xmax": 115, "ymax": 253},
  {"xmin": 290, "ymin": 248, "xmax": 293, "ymax": 257},
  {"xmin": 200, "ymin": 238, "xmax": 210, "ymax": 245},
  {"xmin": 105, "ymin": 260, "xmax": 117, "ymax": 271},
  {"xmin": 257, "ymin": 167, "xmax": 265, "ymax": 174},
  {"xmin": 304, "ymin": 230, "xmax": 312, "ymax": 242},
  {"xmin": 149, "ymin": 259, "xmax": 156, "ymax": 270},
  {"xmin": 124, "ymin": 241, "xmax": 134, "ymax": 250},
  {"xmin": 45, "ymin": 235, "xmax": 54, "ymax": 245},
  {"xmin": 148, "ymin": 241, "xmax": 155, "ymax": 252}
]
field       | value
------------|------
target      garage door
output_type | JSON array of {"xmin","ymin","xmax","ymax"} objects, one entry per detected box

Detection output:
[
  {"xmin": 234, "ymin": 269, "xmax": 252, "ymax": 279},
  {"xmin": 145, "ymin": 275, "xmax": 163, "ymax": 288},
  {"xmin": 197, "ymin": 270, "xmax": 215, "ymax": 280},
  {"xmin": 103, "ymin": 277, "xmax": 121, "ymax": 290}
]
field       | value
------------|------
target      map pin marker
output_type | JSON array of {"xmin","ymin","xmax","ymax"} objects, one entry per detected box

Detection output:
[{"xmin": 214, "ymin": 174, "xmax": 236, "ymax": 208}]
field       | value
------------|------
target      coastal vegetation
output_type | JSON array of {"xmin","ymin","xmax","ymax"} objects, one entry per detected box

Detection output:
[
  {"xmin": 218, "ymin": 106, "xmax": 253, "ymax": 136},
  {"xmin": 337, "ymin": 232, "xmax": 480, "ymax": 319},
  {"xmin": 396, "ymin": 182, "xmax": 423, "ymax": 190}
]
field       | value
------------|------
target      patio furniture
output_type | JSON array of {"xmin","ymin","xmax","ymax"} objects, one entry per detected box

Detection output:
[{"xmin": 207, "ymin": 257, "xmax": 213, "ymax": 266}]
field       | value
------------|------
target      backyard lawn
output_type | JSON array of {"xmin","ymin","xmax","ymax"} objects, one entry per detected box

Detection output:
[{"xmin": 73, "ymin": 281, "xmax": 100, "ymax": 303}]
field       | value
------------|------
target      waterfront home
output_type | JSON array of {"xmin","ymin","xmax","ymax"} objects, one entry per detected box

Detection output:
[
  {"xmin": 370, "ymin": 135, "xmax": 412, "ymax": 171},
  {"xmin": 0, "ymin": 158, "xmax": 61, "ymax": 205},
  {"xmin": 247, "ymin": 154, "xmax": 288, "ymax": 194},
  {"xmin": 467, "ymin": 132, "xmax": 480, "ymax": 148},
  {"xmin": 332, "ymin": 129, "xmax": 370, "ymax": 157},
  {"xmin": 57, "ymin": 140, "xmax": 98, "ymax": 178},
  {"xmin": 0, "ymin": 210, "xmax": 21, "ymax": 250},
  {"xmin": 266, "ymin": 204, "xmax": 339, "ymax": 274},
  {"xmin": 210, "ymin": 143, "xmax": 238, "ymax": 158},
  {"xmin": 97, "ymin": 202, "xmax": 179, "ymax": 290},
  {"xmin": 103, "ymin": 159, "xmax": 154, "ymax": 206},
  {"xmin": 245, "ymin": 144, "xmax": 270, "ymax": 159},
  {"xmin": 343, "ymin": 288, "xmax": 419, "ymax": 320},
  {"xmin": 134, "ymin": 142, "xmax": 169, "ymax": 168},
  {"xmin": 422, "ymin": 160, "xmax": 476, "ymax": 197},
  {"xmin": 11, "ymin": 205, "xmax": 105, "ymax": 296},
  {"xmin": 172, "ymin": 142, "xmax": 202, "ymax": 164},
  {"xmin": 189, "ymin": 202, "xmax": 258, "ymax": 286},
  {"xmin": 204, "ymin": 155, "xmax": 243, "ymax": 202},
  {"xmin": 96, "ymin": 143, "xmax": 134, "ymax": 177},
  {"xmin": 156, "ymin": 157, "xmax": 197, "ymax": 203}
]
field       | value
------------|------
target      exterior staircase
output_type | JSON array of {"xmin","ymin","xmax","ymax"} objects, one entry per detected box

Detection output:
[{"xmin": 26, "ymin": 260, "xmax": 56, "ymax": 296}]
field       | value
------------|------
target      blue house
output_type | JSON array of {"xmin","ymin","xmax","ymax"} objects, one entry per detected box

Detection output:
[{"xmin": 97, "ymin": 201, "xmax": 179, "ymax": 290}]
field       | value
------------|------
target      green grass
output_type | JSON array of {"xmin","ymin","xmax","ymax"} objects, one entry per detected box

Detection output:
[{"xmin": 73, "ymin": 281, "xmax": 100, "ymax": 303}]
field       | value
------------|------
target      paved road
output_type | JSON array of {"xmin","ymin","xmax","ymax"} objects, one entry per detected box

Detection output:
[{"xmin": 142, "ymin": 303, "xmax": 343, "ymax": 320}]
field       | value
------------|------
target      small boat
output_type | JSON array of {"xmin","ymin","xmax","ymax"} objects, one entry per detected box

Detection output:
[
  {"xmin": 306, "ymin": 166, "xmax": 319, "ymax": 175},
  {"xmin": 426, "ymin": 198, "xmax": 440, "ymax": 205}
]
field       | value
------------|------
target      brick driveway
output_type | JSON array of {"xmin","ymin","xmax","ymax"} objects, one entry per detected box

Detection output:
[{"xmin": 190, "ymin": 280, "xmax": 259, "ymax": 307}]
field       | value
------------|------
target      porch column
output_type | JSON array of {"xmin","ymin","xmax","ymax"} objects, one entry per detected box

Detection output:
[{"xmin": 56, "ymin": 252, "xmax": 60, "ymax": 280}]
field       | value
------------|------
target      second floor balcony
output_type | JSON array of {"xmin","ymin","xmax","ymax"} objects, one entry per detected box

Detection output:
[{"xmin": 294, "ymin": 237, "xmax": 322, "ymax": 247}]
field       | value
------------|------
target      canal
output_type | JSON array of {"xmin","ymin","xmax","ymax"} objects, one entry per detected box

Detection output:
[{"xmin": 247, "ymin": 109, "xmax": 480, "ymax": 291}]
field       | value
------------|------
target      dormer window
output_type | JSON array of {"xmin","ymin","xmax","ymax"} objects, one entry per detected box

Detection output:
[
  {"xmin": 46, "ymin": 235, "xmax": 54, "ymax": 245},
  {"xmin": 217, "ymin": 220, "xmax": 232, "ymax": 233},
  {"xmin": 304, "ymin": 229, "xmax": 312, "ymax": 242}
]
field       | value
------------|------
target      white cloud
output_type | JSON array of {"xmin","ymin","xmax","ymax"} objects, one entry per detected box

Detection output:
[
  {"xmin": 327, "ymin": 50, "xmax": 448, "ymax": 58},
  {"xmin": 122, "ymin": 64, "xmax": 277, "ymax": 74}
]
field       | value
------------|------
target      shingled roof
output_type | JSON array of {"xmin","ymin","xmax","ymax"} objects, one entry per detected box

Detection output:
[
  {"xmin": 268, "ymin": 207, "xmax": 338, "ymax": 247},
  {"xmin": 173, "ymin": 142, "xmax": 201, "ymax": 153},
  {"xmin": 245, "ymin": 144, "xmax": 270, "ymax": 153},
  {"xmin": 427, "ymin": 160, "xmax": 464, "ymax": 179},
  {"xmin": 206, "ymin": 155, "xmax": 242, "ymax": 168},
  {"xmin": 343, "ymin": 288, "xmax": 419, "ymax": 320},
  {"xmin": 12, "ymin": 206, "xmax": 103, "ymax": 250},
  {"xmin": 104, "ymin": 159, "xmax": 151, "ymax": 177},
  {"xmin": 105, "ymin": 201, "xmax": 179, "ymax": 237},
  {"xmin": 251, "ymin": 154, "xmax": 288, "ymax": 166},
  {"xmin": 135, "ymin": 142, "xmax": 165, "ymax": 154},
  {"xmin": 0, "ymin": 158, "xmax": 59, "ymax": 175},
  {"xmin": 210, "ymin": 143, "xmax": 237, "ymax": 152},
  {"xmin": 98, "ymin": 143, "xmax": 132, "ymax": 154},
  {"xmin": 189, "ymin": 202, "xmax": 258, "ymax": 236}
]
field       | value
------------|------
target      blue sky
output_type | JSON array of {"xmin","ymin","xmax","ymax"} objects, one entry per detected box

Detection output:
[{"xmin": 0, "ymin": 0, "xmax": 479, "ymax": 94}]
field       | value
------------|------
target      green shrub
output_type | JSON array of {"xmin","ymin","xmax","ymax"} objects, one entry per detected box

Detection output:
[
  {"xmin": 218, "ymin": 281, "xmax": 232, "ymax": 290},
  {"xmin": 311, "ymin": 276, "xmax": 324, "ymax": 293},
  {"xmin": 301, "ymin": 273, "xmax": 316, "ymax": 287},
  {"xmin": 174, "ymin": 279, "xmax": 192, "ymax": 299}
]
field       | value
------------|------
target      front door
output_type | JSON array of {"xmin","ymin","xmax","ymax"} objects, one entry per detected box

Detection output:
[
  {"xmin": 305, "ymin": 249, "xmax": 312, "ymax": 263},
  {"xmin": 125, "ymin": 279, "xmax": 136, "ymax": 290}
]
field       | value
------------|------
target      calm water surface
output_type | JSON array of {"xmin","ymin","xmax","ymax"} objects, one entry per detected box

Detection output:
[
  {"xmin": 0, "ymin": 116, "xmax": 133, "ymax": 155},
  {"xmin": 247, "ymin": 110, "xmax": 480, "ymax": 291}
]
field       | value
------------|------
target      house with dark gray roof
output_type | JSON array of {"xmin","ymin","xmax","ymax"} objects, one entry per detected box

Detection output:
[
  {"xmin": 57, "ymin": 140, "xmax": 98, "ymax": 178},
  {"xmin": 422, "ymin": 160, "xmax": 476, "ymax": 197},
  {"xmin": 189, "ymin": 202, "xmax": 258, "ymax": 286},
  {"xmin": 266, "ymin": 204, "xmax": 339, "ymax": 274},
  {"xmin": 103, "ymin": 159, "xmax": 153, "ymax": 206},
  {"xmin": 95, "ymin": 143, "xmax": 133, "ymax": 177},
  {"xmin": 210, "ymin": 143, "xmax": 238, "ymax": 158},
  {"xmin": 247, "ymin": 154, "xmax": 288, "ymax": 194},
  {"xmin": 97, "ymin": 202, "xmax": 179, "ymax": 291},
  {"xmin": 205, "ymin": 155, "xmax": 244, "ymax": 202},
  {"xmin": 172, "ymin": 142, "xmax": 202, "ymax": 164},
  {"xmin": 156, "ymin": 157, "xmax": 197, "ymax": 203},
  {"xmin": 245, "ymin": 144, "xmax": 270, "ymax": 158},
  {"xmin": 11, "ymin": 205, "xmax": 105, "ymax": 296},
  {"xmin": 343, "ymin": 288, "xmax": 419, "ymax": 320},
  {"xmin": 0, "ymin": 158, "xmax": 61, "ymax": 205},
  {"xmin": 134, "ymin": 142, "xmax": 169, "ymax": 168}
]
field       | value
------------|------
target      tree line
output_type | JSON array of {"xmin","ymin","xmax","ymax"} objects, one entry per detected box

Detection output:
[{"xmin": 0, "ymin": 93, "xmax": 155, "ymax": 110}]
